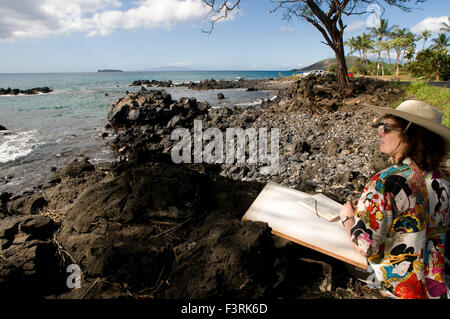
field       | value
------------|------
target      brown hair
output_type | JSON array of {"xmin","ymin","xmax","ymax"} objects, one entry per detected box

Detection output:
[{"xmin": 384, "ymin": 115, "xmax": 446, "ymax": 172}]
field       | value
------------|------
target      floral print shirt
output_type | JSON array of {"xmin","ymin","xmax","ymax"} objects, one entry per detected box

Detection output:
[{"xmin": 351, "ymin": 158, "xmax": 449, "ymax": 299}]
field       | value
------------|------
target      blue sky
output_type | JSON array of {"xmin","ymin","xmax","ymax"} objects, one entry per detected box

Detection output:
[{"xmin": 0, "ymin": 0, "xmax": 448, "ymax": 73}]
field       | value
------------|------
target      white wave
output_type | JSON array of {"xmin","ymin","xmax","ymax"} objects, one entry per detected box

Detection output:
[
  {"xmin": 0, "ymin": 130, "xmax": 41, "ymax": 164},
  {"xmin": 235, "ymin": 99, "xmax": 264, "ymax": 108},
  {"xmin": 0, "ymin": 91, "xmax": 54, "ymax": 97}
]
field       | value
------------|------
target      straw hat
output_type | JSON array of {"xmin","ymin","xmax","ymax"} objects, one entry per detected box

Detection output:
[{"xmin": 363, "ymin": 100, "xmax": 450, "ymax": 149}]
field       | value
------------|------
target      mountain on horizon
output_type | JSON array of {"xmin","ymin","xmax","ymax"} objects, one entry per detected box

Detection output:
[
  {"xmin": 140, "ymin": 66, "xmax": 195, "ymax": 72},
  {"xmin": 292, "ymin": 56, "xmax": 359, "ymax": 72},
  {"xmin": 98, "ymin": 69, "xmax": 123, "ymax": 72}
]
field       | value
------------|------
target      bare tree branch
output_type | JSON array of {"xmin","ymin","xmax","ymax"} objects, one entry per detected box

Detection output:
[{"xmin": 202, "ymin": 0, "xmax": 241, "ymax": 34}]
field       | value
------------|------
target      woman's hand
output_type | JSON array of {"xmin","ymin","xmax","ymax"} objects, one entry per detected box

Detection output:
[
  {"xmin": 340, "ymin": 201, "xmax": 355, "ymax": 221},
  {"xmin": 340, "ymin": 201, "xmax": 356, "ymax": 236}
]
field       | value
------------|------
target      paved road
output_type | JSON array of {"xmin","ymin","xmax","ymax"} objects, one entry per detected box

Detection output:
[
  {"xmin": 428, "ymin": 81, "xmax": 450, "ymax": 88},
  {"xmin": 399, "ymin": 81, "xmax": 450, "ymax": 88}
]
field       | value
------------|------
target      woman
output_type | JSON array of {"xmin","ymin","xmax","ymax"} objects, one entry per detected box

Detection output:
[{"xmin": 340, "ymin": 100, "xmax": 450, "ymax": 299}]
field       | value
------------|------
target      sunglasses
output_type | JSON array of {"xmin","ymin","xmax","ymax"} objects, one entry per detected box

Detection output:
[{"xmin": 377, "ymin": 122, "xmax": 402, "ymax": 134}]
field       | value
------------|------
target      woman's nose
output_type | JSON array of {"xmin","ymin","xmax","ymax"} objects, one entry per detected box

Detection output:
[{"xmin": 377, "ymin": 126, "xmax": 384, "ymax": 137}]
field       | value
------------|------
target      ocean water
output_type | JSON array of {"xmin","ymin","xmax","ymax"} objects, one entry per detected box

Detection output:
[{"xmin": 0, "ymin": 70, "xmax": 295, "ymax": 194}]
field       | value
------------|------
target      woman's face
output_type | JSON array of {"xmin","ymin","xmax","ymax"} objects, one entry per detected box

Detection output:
[{"xmin": 379, "ymin": 118, "xmax": 405, "ymax": 157}]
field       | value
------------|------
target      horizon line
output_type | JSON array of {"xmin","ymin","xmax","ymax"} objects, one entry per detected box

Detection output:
[{"xmin": 0, "ymin": 69, "xmax": 301, "ymax": 75}]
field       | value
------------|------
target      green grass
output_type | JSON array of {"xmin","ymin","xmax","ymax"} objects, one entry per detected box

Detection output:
[{"xmin": 391, "ymin": 81, "xmax": 450, "ymax": 128}]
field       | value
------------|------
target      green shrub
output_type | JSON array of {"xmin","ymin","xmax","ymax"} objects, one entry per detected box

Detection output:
[
  {"xmin": 327, "ymin": 63, "xmax": 338, "ymax": 73},
  {"xmin": 398, "ymin": 81, "xmax": 450, "ymax": 127},
  {"xmin": 349, "ymin": 59, "xmax": 368, "ymax": 75},
  {"xmin": 407, "ymin": 49, "xmax": 450, "ymax": 81}
]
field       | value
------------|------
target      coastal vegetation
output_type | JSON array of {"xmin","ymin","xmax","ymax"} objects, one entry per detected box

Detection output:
[{"xmin": 343, "ymin": 17, "xmax": 450, "ymax": 81}]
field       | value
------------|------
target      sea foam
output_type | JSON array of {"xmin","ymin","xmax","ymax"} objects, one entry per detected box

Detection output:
[{"xmin": 0, "ymin": 129, "xmax": 41, "ymax": 164}]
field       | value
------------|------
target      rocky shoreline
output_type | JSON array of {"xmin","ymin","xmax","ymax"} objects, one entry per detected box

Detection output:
[
  {"xmin": 115, "ymin": 74, "xmax": 406, "ymax": 200},
  {"xmin": 1, "ymin": 74, "xmax": 443, "ymax": 299},
  {"xmin": 0, "ymin": 87, "xmax": 53, "ymax": 96},
  {"xmin": 130, "ymin": 77, "xmax": 294, "ymax": 92}
]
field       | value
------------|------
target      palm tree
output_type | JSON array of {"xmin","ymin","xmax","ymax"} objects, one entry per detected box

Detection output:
[
  {"xmin": 344, "ymin": 37, "xmax": 358, "ymax": 56},
  {"xmin": 368, "ymin": 18, "xmax": 398, "ymax": 42},
  {"xmin": 404, "ymin": 46, "xmax": 415, "ymax": 63},
  {"xmin": 431, "ymin": 33, "xmax": 450, "ymax": 52},
  {"xmin": 379, "ymin": 41, "xmax": 393, "ymax": 75},
  {"xmin": 403, "ymin": 31, "xmax": 417, "ymax": 65},
  {"xmin": 357, "ymin": 32, "xmax": 373, "ymax": 68},
  {"xmin": 385, "ymin": 30, "xmax": 399, "ymax": 65},
  {"xmin": 370, "ymin": 40, "xmax": 385, "ymax": 76},
  {"xmin": 352, "ymin": 36, "xmax": 363, "ymax": 60},
  {"xmin": 420, "ymin": 30, "xmax": 431, "ymax": 50},
  {"xmin": 440, "ymin": 17, "xmax": 450, "ymax": 33},
  {"xmin": 390, "ymin": 28, "xmax": 416, "ymax": 75},
  {"xmin": 368, "ymin": 18, "xmax": 398, "ymax": 76}
]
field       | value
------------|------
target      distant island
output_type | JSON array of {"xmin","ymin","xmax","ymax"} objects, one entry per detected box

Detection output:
[{"xmin": 98, "ymin": 69, "xmax": 123, "ymax": 72}]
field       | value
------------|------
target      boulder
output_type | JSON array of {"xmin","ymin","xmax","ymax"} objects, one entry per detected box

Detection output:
[
  {"xmin": 0, "ymin": 88, "xmax": 11, "ymax": 95},
  {"xmin": 106, "ymin": 90, "xmax": 212, "ymax": 162},
  {"xmin": 49, "ymin": 161, "xmax": 207, "ymax": 295},
  {"xmin": 8, "ymin": 193, "xmax": 48, "ymax": 215},
  {"xmin": 55, "ymin": 158, "xmax": 95, "ymax": 179},
  {"xmin": 0, "ymin": 215, "xmax": 64, "ymax": 297},
  {"xmin": 107, "ymin": 89, "xmax": 176, "ymax": 129},
  {"xmin": 285, "ymin": 140, "xmax": 311, "ymax": 157},
  {"xmin": 161, "ymin": 211, "xmax": 275, "ymax": 298}
]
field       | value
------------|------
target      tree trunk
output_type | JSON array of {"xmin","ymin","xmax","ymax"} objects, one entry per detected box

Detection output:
[
  {"xmin": 302, "ymin": 0, "xmax": 348, "ymax": 92},
  {"xmin": 376, "ymin": 52, "xmax": 381, "ymax": 76},
  {"xmin": 395, "ymin": 52, "xmax": 400, "ymax": 76},
  {"xmin": 334, "ymin": 40, "xmax": 349, "ymax": 93}
]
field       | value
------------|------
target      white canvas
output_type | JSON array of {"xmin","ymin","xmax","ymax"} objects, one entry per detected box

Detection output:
[{"xmin": 243, "ymin": 182, "xmax": 368, "ymax": 269}]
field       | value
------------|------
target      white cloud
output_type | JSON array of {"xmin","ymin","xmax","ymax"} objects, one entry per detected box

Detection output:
[
  {"xmin": 41, "ymin": 0, "xmax": 122, "ymax": 15},
  {"xmin": 280, "ymin": 26, "xmax": 295, "ymax": 32},
  {"xmin": 411, "ymin": 16, "xmax": 449, "ymax": 33},
  {"xmin": 346, "ymin": 20, "xmax": 366, "ymax": 32},
  {"xmin": 0, "ymin": 0, "xmax": 210, "ymax": 41},
  {"xmin": 88, "ymin": 0, "xmax": 209, "ymax": 36}
]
